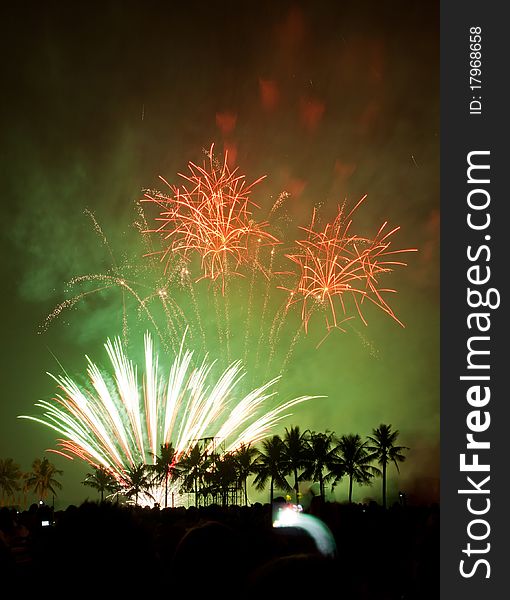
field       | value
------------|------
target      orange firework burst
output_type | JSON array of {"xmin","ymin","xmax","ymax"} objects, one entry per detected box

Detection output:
[
  {"xmin": 144, "ymin": 145, "xmax": 280, "ymax": 289},
  {"xmin": 283, "ymin": 195, "xmax": 417, "ymax": 335}
]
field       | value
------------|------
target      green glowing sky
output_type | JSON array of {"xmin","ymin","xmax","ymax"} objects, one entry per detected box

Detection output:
[{"xmin": 1, "ymin": 1, "xmax": 438, "ymax": 508}]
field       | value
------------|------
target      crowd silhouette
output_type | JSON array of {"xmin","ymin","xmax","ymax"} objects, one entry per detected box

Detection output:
[
  {"xmin": 0, "ymin": 498, "xmax": 438, "ymax": 597},
  {"xmin": 0, "ymin": 424, "xmax": 438, "ymax": 596}
]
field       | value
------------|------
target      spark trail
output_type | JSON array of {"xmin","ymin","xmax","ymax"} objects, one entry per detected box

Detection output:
[
  {"xmin": 143, "ymin": 144, "xmax": 280, "ymax": 287},
  {"xmin": 282, "ymin": 196, "xmax": 417, "ymax": 337},
  {"xmin": 20, "ymin": 332, "xmax": 317, "ymax": 505}
]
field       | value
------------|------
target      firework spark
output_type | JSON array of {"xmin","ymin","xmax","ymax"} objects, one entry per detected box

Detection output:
[
  {"xmin": 282, "ymin": 196, "xmax": 417, "ymax": 338},
  {"xmin": 41, "ymin": 150, "xmax": 417, "ymax": 385},
  {"xmin": 20, "ymin": 332, "xmax": 317, "ymax": 504},
  {"xmin": 143, "ymin": 144, "xmax": 280, "ymax": 289}
]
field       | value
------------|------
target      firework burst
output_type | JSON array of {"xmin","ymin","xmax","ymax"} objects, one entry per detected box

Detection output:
[
  {"xmin": 143, "ymin": 144, "xmax": 280, "ymax": 289},
  {"xmin": 282, "ymin": 196, "xmax": 417, "ymax": 339},
  {"xmin": 20, "ymin": 332, "xmax": 316, "ymax": 504},
  {"xmin": 41, "ymin": 149, "xmax": 416, "ymax": 382}
]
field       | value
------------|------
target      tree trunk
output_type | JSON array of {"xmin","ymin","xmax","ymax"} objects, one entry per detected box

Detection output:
[
  {"xmin": 100, "ymin": 489, "xmax": 104, "ymax": 503},
  {"xmin": 319, "ymin": 473, "xmax": 324, "ymax": 501},
  {"xmin": 294, "ymin": 468, "xmax": 299, "ymax": 504},
  {"xmin": 349, "ymin": 474, "xmax": 353, "ymax": 503},
  {"xmin": 165, "ymin": 471, "xmax": 168, "ymax": 508},
  {"xmin": 270, "ymin": 477, "xmax": 274, "ymax": 504},
  {"xmin": 244, "ymin": 479, "xmax": 248, "ymax": 506},
  {"xmin": 382, "ymin": 461, "xmax": 387, "ymax": 508}
]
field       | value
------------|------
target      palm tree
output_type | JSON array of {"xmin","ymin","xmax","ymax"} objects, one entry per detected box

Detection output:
[
  {"xmin": 233, "ymin": 443, "xmax": 259, "ymax": 505},
  {"xmin": 253, "ymin": 436, "xmax": 290, "ymax": 503},
  {"xmin": 21, "ymin": 472, "xmax": 33, "ymax": 508},
  {"xmin": 301, "ymin": 431, "xmax": 338, "ymax": 501},
  {"xmin": 281, "ymin": 426, "xmax": 310, "ymax": 503},
  {"xmin": 0, "ymin": 458, "xmax": 22, "ymax": 505},
  {"xmin": 123, "ymin": 463, "xmax": 153, "ymax": 505},
  {"xmin": 335, "ymin": 434, "xmax": 380, "ymax": 503},
  {"xmin": 179, "ymin": 443, "xmax": 207, "ymax": 506},
  {"xmin": 151, "ymin": 443, "xmax": 179, "ymax": 508},
  {"xmin": 366, "ymin": 424, "xmax": 409, "ymax": 508},
  {"xmin": 82, "ymin": 465, "xmax": 118, "ymax": 502},
  {"xmin": 25, "ymin": 457, "xmax": 63, "ymax": 502}
]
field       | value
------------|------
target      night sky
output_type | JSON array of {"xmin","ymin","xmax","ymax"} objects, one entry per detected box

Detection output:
[{"xmin": 1, "ymin": 1, "xmax": 439, "ymax": 507}]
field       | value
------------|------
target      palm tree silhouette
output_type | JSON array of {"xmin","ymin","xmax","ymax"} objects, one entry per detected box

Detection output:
[
  {"xmin": 281, "ymin": 426, "xmax": 310, "ymax": 503},
  {"xmin": 25, "ymin": 457, "xmax": 63, "ymax": 502},
  {"xmin": 301, "ymin": 431, "xmax": 338, "ymax": 501},
  {"xmin": 335, "ymin": 434, "xmax": 380, "ymax": 503},
  {"xmin": 0, "ymin": 458, "xmax": 22, "ymax": 506},
  {"xmin": 123, "ymin": 463, "xmax": 152, "ymax": 505},
  {"xmin": 367, "ymin": 424, "xmax": 408, "ymax": 508},
  {"xmin": 151, "ymin": 443, "xmax": 179, "ymax": 508},
  {"xmin": 179, "ymin": 443, "xmax": 208, "ymax": 506},
  {"xmin": 253, "ymin": 435, "xmax": 290, "ymax": 503},
  {"xmin": 82, "ymin": 465, "xmax": 118, "ymax": 502},
  {"xmin": 233, "ymin": 443, "xmax": 259, "ymax": 505}
]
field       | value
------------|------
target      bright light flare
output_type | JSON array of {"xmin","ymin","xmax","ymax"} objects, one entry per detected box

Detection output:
[{"xmin": 273, "ymin": 505, "xmax": 336, "ymax": 558}]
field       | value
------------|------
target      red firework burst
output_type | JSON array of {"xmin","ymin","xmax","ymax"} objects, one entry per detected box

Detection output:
[
  {"xmin": 283, "ymin": 195, "xmax": 417, "ymax": 334},
  {"xmin": 144, "ymin": 146, "xmax": 279, "ymax": 288}
]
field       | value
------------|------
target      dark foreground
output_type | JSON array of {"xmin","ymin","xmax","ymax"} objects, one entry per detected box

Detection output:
[{"xmin": 0, "ymin": 499, "xmax": 438, "ymax": 598}]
